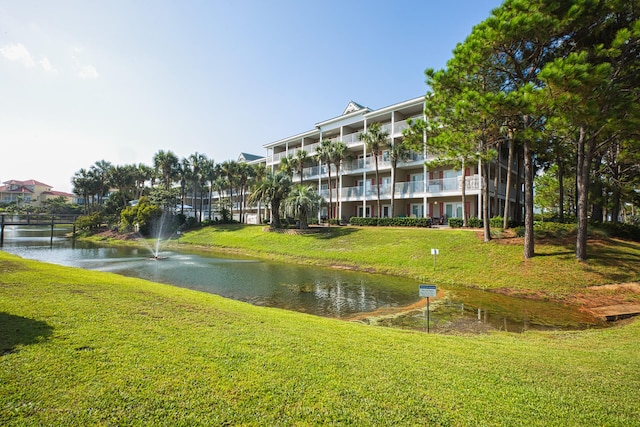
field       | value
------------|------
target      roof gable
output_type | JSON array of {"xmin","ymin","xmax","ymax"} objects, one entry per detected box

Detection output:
[
  {"xmin": 238, "ymin": 152, "xmax": 262, "ymax": 162},
  {"xmin": 342, "ymin": 101, "xmax": 366, "ymax": 115}
]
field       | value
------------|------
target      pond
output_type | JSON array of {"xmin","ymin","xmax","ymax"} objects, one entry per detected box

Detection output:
[{"xmin": 0, "ymin": 225, "xmax": 603, "ymax": 332}]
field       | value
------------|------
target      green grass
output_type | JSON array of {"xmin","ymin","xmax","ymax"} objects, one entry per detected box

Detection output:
[
  {"xmin": 1, "ymin": 250, "xmax": 639, "ymax": 426},
  {"xmin": 175, "ymin": 224, "xmax": 640, "ymax": 299}
]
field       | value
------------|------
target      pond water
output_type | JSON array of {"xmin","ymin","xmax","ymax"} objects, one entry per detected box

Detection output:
[{"xmin": 0, "ymin": 225, "xmax": 603, "ymax": 332}]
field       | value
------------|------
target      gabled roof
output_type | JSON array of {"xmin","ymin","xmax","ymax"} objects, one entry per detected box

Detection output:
[
  {"xmin": 238, "ymin": 152, "xmax": 263, "ymax": 162},
  {"xmin": 3, "ymin": 179, "xmax": 52, "ymax": 187},
  {"xmin": 342, "ymin": 101, "xmax": 366, "ymax": 115},
  {"xmin": 0, "ymin": 184, "xmax": 35, "ymax": 193}
]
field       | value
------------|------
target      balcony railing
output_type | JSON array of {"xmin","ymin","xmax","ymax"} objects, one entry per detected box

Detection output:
[{"xmin": 317, "ymin": 175, "xmax": 483, "ymax": 202}]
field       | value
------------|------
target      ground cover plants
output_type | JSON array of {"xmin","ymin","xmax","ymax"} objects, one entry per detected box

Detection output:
[{"xmin": 1, "ymin": 250, "xmax": 639, "ymax": 426}]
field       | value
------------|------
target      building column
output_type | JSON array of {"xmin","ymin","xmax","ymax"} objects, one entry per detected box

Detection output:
[
  {"xmin": 338, "ymin": 128, "xmax": 343, "ymax": 221},
  {"xmin": 423, "ymin": 124, "xmax": 428, "ymax": 218},
  {"xmin": 362, "ymin": 120, "xmax": 368, "ymax": 217}
]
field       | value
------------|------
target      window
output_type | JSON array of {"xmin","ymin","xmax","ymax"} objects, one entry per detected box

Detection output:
[{"xmin": 445, "ymin": 203, "xmax": 462, "ymax": 218}]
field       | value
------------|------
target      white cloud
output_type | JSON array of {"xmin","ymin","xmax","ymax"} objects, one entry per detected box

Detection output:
[
  {"xmin": 0, "ymin": 43, "xmax": 57, "ymax": 73},
  {"xmin": 39, "ymin": 56, "xmax": 56, "ymax": 72},
  {"xmin": 0, "ymin": 43, "xmax": 35, "ymax": 67},
  {"xmin": 77, "ymin": 63, "xmax": 99, "ymax": 79},
  {"xmin": 71, "ymin": 46, "xmax": 99, "ymax": 79}
]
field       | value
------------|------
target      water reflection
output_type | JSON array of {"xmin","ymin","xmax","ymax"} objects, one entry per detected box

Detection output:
[
  {"xmin": 1, "ymin": 225, "xmax": 419, "ymax": 318},
  {"xmin": 0, "ymin": 225, "xmax": 604, "ymax": 331}
]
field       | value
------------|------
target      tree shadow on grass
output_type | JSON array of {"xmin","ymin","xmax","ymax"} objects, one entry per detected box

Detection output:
[
  {"xmin": 308, "ymin": 226, "xmax": 361, "ymax": 240},
  {"xmin": 0, "ymin": 313, "xmax": 53, "ymax": 356}
]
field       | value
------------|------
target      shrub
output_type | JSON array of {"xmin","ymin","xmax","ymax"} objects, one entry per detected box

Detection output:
[
  {"xmin": 74, "ymin": 212, "xmax": 103, "ymax": 231},
  {"xmin": 514, "ymin": 226, "xmax": 525, "ymax": 237},
  {"xmin": 534, "ymin": 222, "xmax": 576, "ymax": 238},
  {"xmin": 597, "ymin": 222, "xmax": 640, "ymax": 242},
  {"xmin": 489, "ymin": 216, "xmax": 504, "ymax": 229},
  {"xmin": 448, "ymin": 218, "xmax": 463, "ymax": 228},
  {"xmin": 349, "ymin": 217, "xmax": 432, "ymax": 227},
  {"xmin": 184, "ymin": 216, "xmax": 199, "ymax": 229},
  {"xmin": 119, "ymin": 196, "xmax": 163, "ymax": 236},
  {"xmin": 467, "ymin": 217, "xmax": 482, "ymax": 228},
  {"xmin": 350, "ymin": 217, "xmax": 379, "ymax": 226}
]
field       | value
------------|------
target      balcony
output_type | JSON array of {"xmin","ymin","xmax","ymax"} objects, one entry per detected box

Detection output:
[
  {"xmin": 316, "ymin": 175, "xmax": 483, "ymax": 202},
  {"xmin": 378, "ymin": 116, "xmax": 422, "ymax": 137}
]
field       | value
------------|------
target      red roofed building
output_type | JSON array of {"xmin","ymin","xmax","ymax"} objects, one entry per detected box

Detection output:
[{"xmin": 0, "ymin": 179, "xmax": 77, "ymax": 207}]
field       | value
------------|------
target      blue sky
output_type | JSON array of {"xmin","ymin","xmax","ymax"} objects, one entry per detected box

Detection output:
[{"xmin": 0, "ymin": 0, "xmax": 503, "ymax": 193}]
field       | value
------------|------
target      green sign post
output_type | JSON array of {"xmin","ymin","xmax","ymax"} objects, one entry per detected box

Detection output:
[{"xmin": 419, "ymin": 285, "xmax": 437, "ymax": 333}]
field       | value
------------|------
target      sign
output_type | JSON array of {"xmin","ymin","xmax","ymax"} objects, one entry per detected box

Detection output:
[
  {"xmin": 431, "ymin": 248, "xmax": 439, "ymax": 255},
  {"xmin": 419, "ymin": 284, "xmax": 437, "ymax": 298}
]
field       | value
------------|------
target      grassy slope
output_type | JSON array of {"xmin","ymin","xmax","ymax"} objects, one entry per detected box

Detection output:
[
  {"xmin": 176, "ymin": 225, "xmax": 640, "ymax": 298},
  {"xmin": 1, "ymin": 250, "xmax": 640, "ymax": 426}
]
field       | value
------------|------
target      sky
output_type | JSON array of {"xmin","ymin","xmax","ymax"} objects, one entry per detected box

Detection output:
[{"xmin": 0, "ymin": 0, "xmax": 503, "ymax": 193}]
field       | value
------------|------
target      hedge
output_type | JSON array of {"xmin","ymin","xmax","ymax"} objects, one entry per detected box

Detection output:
[{"xmin": 349, "ymin": 217, "xmax": 432, "ymax": 227}]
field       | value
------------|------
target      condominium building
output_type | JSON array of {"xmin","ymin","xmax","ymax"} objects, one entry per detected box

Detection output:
[
  {"xmin": 262, "ymin": 97, "xmax": 522, "ymax": 223},
  {"xmin": 0, "ymin": 179, "xmax": 77, "ymax": 207}
]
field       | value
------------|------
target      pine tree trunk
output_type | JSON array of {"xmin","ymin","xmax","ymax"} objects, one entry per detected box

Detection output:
[
  {"xmin": 503, "ymin": 131, "xmax": 514, "ymax": 229},
  {"xmin": 576, "ymin": 126, "xmax": 594, "ymax": 261},
  {"xmin": 557, "ymin": 155, "xmax": 564, "ymax": 223},
  {"xmin": 483, "ymin": 160, "xmax": 491, "ymax": 242},
  {"xmin": 514, "ymin": 150, "xmax": 523, "ymax": 224},
  {"xmin": 524, "ymin": 140, "xmax": 535, "ymax": 259}
]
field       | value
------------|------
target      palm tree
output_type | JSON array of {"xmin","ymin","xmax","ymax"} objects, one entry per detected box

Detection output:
[
  {"xmin": 389, "ymin": 138, "xmax": 411, "ymax": 218},
  {"xmin": 220, "ymin": 160, "xmax": 238, "ymax": 220},
  {"xmin": 90, "ymin": 159, "xmax": 113, "ymax": 208},
  {"xmin": 279, "ymin": 154, "xmax": 296, "ymax": 178},
  {"xmin": 201, "ymin": 158, "xmax": 217, "ymax": 221},
  {"xmin": 71, "ymin": 168, "xmax": 92, "ymax": 213},
  {"xmin": 153, "ymin": 150, "xmax": 180, "ymax": 191},
  {"xmin": 134, "ymin": 163, "xmax": 154, "ymax": 199},
  {"xmin": 188, "ymin": 152, "xmax": 208, "ymax": 223},
  {"xmin": 284, "ymin": 184, "xmax": 322, "ymax": 229},
  {"xmin": 212, "ymin": 174, "xmax": 229, "ymax": 221},
  {"xmin": 110, "ymin": 164, "xmax": 137, "ymax": 208},
  {"xmin": 329, "ymin": 141, "xmax": 348, "ymax": 222},
  {"xmin": 294, "ymin": 149, "xmax": 308, "ymax": 184},
  {"xmin": 250, "ymin": 163, "xmax": 267, "ymax": 223},
  {"xmin": 315, "ymin": 139, "xmax": 334, "ymax": 221},
  {"xmin": 248, "ymin": 170, "xmax": 291, "ymax": 228},
  {"xmin": 236, "ymin": 162, "xmax": 254, "ymax": 223},
  {"xmin": 177, "ymin": 158, "xmax": 191, "ymax": 214},
  {"xmin": 360, "ymin": 123, "xmax": 389, "ymax": 218}
]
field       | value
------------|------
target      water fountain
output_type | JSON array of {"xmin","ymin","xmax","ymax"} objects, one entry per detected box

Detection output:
[{"xmin": 136, "ymin": 210, "xmax": 180, "ymax": 260}]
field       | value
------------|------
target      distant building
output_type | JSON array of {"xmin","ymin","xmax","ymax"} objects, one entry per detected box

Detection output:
[{"xmin": 0, "ymin": 179, "xmax": 77, "ymax": 207}]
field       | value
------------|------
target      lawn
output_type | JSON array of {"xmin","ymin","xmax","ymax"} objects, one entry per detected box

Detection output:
[{"xmin": 1, "ymin": 249, "xmax": 639, "ymax": 426}]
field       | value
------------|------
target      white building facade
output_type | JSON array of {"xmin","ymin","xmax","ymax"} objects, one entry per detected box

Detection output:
[{"xmin": 263, "ymin": 97, "xmax": 521, "ymax": 223}]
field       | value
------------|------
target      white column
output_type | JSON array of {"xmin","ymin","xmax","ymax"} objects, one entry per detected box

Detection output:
[
  {"xmin": 422, "ymin": 108, "xmax": 428, "ymax": 218},
  {"xmin": 338, "ymin": 127, "xmax": 343, "ymax": 221},
  {"xmin": 317, "ymin": 130, "xmax": 322, "ymax": 222},
  {"xmin": 362, "ymin": 120, "xmax": 367, "ymax": 217}
]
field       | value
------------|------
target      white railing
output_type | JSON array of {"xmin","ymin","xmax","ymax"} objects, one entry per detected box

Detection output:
[
  {"xmin": 342, "ymin": 133, "xmax": 361, "ymax": 146},
  {"xmin": 304, "ymin": 142, "xmax": 320, "ymax": 155},
  {"xmin": 315, "ymin": 175, "xmax": 483, "ymax": 202}
]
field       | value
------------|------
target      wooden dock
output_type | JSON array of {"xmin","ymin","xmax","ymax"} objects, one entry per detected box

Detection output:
[{"xmin": 0, "ymin": 214, "xmax": 80, "ymax": 245}]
